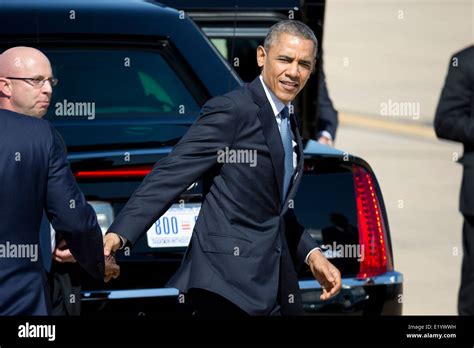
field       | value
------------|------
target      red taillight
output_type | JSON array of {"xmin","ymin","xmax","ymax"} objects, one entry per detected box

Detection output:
[
  {"xmin": 353, "ymin": 165, "xmax": 392, "ymax": 279},
  {"xmin": 74, "ymin": 165, "xmax": 154, "ymax": 179}
]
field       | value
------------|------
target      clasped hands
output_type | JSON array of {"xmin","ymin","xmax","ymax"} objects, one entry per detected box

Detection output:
[
  {"xmin": 52, "ymin": 237, "xmax": 121, "ymax": 283},
  {"xmin": 103, "ymin": 232, "xmax": 122, "ymax": 283}
]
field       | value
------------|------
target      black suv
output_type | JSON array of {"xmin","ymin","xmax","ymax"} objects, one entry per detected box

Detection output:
[{"xmin": 0, "ymin": 0, "xmax": 403, "ymax": 315}]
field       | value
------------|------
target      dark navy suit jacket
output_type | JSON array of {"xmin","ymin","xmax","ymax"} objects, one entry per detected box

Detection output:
[
  {"xmin": 109, "ymin": 77, "xmax": 318, "ymax": 315},
  {"xmin": 435, "ymin": 45, "xmax": 474, "ymax": 216},
  {"xmin": 0, "ymin": 109, "xmax": 104, "ymax": 315},
  {"xmin": 316, "ymin": 68, "xmax": 338, "ymax": 140}
]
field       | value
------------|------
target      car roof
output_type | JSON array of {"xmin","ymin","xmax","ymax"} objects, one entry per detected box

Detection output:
[
  {"xmin": 0, "ymin": 0, "xmax": 190, "ymax": 37},
  {"xmin": 0, "ymin": 0, "xmax": 242, "ymax": 96}
]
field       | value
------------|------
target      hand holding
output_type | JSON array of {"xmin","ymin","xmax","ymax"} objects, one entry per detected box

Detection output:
[
  {"xmin": 53, "ymin": 239, "xmax": 77, "ymax": 263},
  {"xmin": 104, "ymin": 232, "xmax": 122, "ymax": 257},
  {"xmin": 104, "ymin": 253, "xmax": 120, "ymax": 283}
]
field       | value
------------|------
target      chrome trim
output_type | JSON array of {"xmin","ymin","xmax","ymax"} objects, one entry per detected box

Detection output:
[
  {"xmin": 203, "ymin": 27, "xmax": 269, "ymax": 38},
  {"xmin": 82, "ymin": 272, "xmax": 403, "ymax": 301},
  {"xmin": 82, "ymin": 288, "xmax": 179, "ymax": 301},
  {"xmin": 189, "ymin": 12, "xmax": 288, "ymax": 22},
  {"xmin": 299, "ymin": 271, "xmax": 404, "ymax": 290},
  {"xmin": 186, "ymin": 182, "xmax": 199, "ymax": 191}
]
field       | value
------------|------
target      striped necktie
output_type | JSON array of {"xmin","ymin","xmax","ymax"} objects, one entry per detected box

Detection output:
[{"xmin": 279, "ymin": 106, "xmax": 293, "ymax": 200}]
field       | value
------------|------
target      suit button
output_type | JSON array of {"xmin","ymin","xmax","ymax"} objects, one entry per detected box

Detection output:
[{"xmin": 275, "ymin": 247, "xmax": 281, "ymax": 253}]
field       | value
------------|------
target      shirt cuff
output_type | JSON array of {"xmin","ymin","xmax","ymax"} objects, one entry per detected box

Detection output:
[
  {"xmin": 305, "ymin": 247, "xmax": 322, "ymax": 265},
  {"xmin": 118, "ymin": 235, "xmax": 128, "ymax": 250},
  {"xmin": 317, "ymin": 130, "xmax": 333, "ymax": 141}
]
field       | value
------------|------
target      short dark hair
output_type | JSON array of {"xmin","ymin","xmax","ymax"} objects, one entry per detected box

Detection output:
[{"xmin": 264, "ymin": 20, "xmax": 318, "ymax": 57}]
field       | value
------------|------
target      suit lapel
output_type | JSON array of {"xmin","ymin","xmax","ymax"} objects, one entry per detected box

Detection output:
[
  {"xmin": 257, "ymin": 104, "xmax": 285, "ymax": 203},
  {"xmin": 249, "ymin": 78, "xmax": 285, "ymax": 205}
]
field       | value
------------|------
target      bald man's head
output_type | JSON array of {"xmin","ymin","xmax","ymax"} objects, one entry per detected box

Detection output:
[{"xmin": 0, "ymin": 46, "xmax": 54, "ymax": 117}]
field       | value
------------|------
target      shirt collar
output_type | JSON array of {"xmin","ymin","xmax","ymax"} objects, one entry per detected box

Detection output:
[{"xmin": 259, "ymin": 75, "xmax": 291, "ymax": 117}]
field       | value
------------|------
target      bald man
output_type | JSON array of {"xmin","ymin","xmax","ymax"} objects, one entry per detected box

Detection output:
[
  {"xmin": 0, "ymin": 47, "xmax": 54, "ymax": 117},
  {"xmin": 0, "ymin": 47, "xmax": 114, "ymax": 315}
]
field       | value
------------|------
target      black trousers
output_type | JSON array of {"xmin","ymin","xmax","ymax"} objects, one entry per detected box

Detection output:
[
  {"xmin": 186, "ymin": 288, "xmax": 283, "ymax": 317},
  {"xmin": 187, "ymin": 288, "xmax": 249, "ymax": 318},
  {"xmin": 459, "ymin": 215, "xmax": 474, "ymax": 315},
  {"xmin": 48, "ymin": 262, "xmax": 81, "ymax": 316}
]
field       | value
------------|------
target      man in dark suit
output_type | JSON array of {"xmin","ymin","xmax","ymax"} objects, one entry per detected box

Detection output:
[
  {"xmin": 434, "ymin": 45, "xmax": 474, "ymax": 315},
  {"xmin": 0, "ymin": 46, "xmax": 112, "ymax": 315},
  {"xmin": 35, "ymin": 87, "xmax": 89, "ymax": 316},
  {"xmin": 40, "ymin": 131, "xmax": 84, "ymax": 316},
  {"xmin": 105, "ymin": 20, "xmax": 341, "ymax": 316}
]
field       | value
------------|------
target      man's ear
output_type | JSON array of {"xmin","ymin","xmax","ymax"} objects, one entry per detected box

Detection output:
[
  {"xmin": 0, "ymin": 78, "xmax": 12, "ymax": 97},
  {"xmin": 256, "ymin": 45, "xmax": 266, "ymax": 68}
]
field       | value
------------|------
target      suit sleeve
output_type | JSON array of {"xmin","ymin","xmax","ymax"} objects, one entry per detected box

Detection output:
[
  {"xmin": 284, "ymin": 209, "xmax": 318, "ymax": 272},
  {"xmin": 108, "ymin": 95, "xmax": 239, "ymax": 245},
  {"xmin": 434, "ymin": 53, "xmax": 474, "ymax": 146},
  {"xmin": 316, "ymin": 68, "xmax": 338, "ymax": 140},
  {"xmin": 45, "ymin": 123, "xmax": 104, "ymax": 279}
]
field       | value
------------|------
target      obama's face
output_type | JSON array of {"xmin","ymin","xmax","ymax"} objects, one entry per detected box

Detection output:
[{"xmin": 257, "ymin": 32, "xmax": 316, "ymax": 104}]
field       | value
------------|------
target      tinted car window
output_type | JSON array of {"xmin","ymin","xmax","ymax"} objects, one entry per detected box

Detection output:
[
  {"xmin": 210, "ymin": 37, "xmax": 261, "ymax": 82},
  {"xmin": 43, "ymin": 49, "xmax": 201, "ymax": 121},
  {"xmin": 20, "ymin": 48, "xmax": 204, "ymax": 149}
]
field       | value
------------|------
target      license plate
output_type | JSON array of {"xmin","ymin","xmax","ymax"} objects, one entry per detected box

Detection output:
[{"xmin": 146, "ymin": 203, "xmax": 201, "ymax": 248}]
